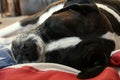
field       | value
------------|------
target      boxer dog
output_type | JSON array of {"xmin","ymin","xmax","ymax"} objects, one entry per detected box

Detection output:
[{"xmin": 11, "ymin": 0, "xmax": 120, "ymax": 79}]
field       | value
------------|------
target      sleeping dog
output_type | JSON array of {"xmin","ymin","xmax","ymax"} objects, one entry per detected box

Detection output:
[{"xmin": 11, "ymin": 0, "xmax": 120, "ymax": 79}]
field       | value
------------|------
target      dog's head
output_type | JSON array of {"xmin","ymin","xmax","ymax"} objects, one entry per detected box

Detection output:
[{"xmin": 12, "ymin": 0, "xmax": 115, "ymax": 79}]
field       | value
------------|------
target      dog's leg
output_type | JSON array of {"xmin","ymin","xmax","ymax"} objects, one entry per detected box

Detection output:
[
  {"xmin": 0, "ymin": 22, "xmax": 22, "ymax": 37},
  {"xmin": 0, "ymin": 1, "xmax": 64, "ymax": 38}
]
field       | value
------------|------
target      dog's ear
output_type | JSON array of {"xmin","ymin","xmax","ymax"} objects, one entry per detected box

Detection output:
[
  {"xmin": 76, "ymin": 38, "xmax": 115, "ymax": 79},
  {"xmin": 54, "ymin": 0, "xmax": 99, "ymax": 15},
  {"xmin": 77, "ymin": 48, "xmax": 108, "ymax": 79},
  {"xmin": 64, "ymin": 0, "xmax": 95, "ymax": 7}
]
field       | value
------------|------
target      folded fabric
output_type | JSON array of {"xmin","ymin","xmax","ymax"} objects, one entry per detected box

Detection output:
[
  {"xmin": 0, "ymin": 63, "xmax": 119, "ymax": 80},
  {"xmin": 0, "ymin": 63, "xmax": 79, "ymax": 80},
  {"xmin": 0, "ymin": 48, "xmax": 16, "ymax": 68},
  {"xmin": 110, "ymin": 50, "xmax": 120, "ymax": 67},
  {"xmin": 88, "ymin": 67, "xmax": 120, "ymax": 80},
  {"xmin": 0, "ymin": 67, "xmax": 78, "ymax": 80}
]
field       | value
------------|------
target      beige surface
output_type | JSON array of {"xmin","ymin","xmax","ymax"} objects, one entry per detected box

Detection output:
[{"xmin": 0, "ymin": 16, "xmax": 26, "ymax": 29}]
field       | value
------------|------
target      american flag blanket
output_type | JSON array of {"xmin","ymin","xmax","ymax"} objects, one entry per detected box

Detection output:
[{"xmin": 0, "ymin": 63, "xmax": 119, "ymax": 80}]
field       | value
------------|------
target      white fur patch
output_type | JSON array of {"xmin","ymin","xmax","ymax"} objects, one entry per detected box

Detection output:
[
  {"xmin": 0, "ymin": 22, "xmax": 21, "ymax": 37},
  {"xmin": 37, "ymin": 3, "xmax": 64, "ymax": 25},
  {"xmin": 102, "ymin": 32, "xmax": 120, "ymax": 50},
  {"xmin": 96, "ymin": 3, "xmax": 120, "ymax": 23},
  {"xmin": 46, "ymin": 37, "xmax": 82, "ymax": 52}
]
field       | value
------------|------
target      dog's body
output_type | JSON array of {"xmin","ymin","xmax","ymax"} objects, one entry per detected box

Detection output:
[{"xmin": 9, "ymin": 0, "xmax": 120, "ymax": 79}]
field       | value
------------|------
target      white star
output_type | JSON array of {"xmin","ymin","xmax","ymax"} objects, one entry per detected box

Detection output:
[{"xmin": 0, "ymin": 57, "xmax": 4, "ymax": 60}]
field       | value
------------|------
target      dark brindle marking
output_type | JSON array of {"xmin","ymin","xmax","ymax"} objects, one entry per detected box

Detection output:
[{"xmin": 12, "ymin": 0, "xmax": 120, "ymax": 79}]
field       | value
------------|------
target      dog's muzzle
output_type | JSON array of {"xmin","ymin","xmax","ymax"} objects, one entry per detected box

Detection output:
[{"xmin": 11, "ymin": 32, "xmax": 46, "ymax": 63}]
